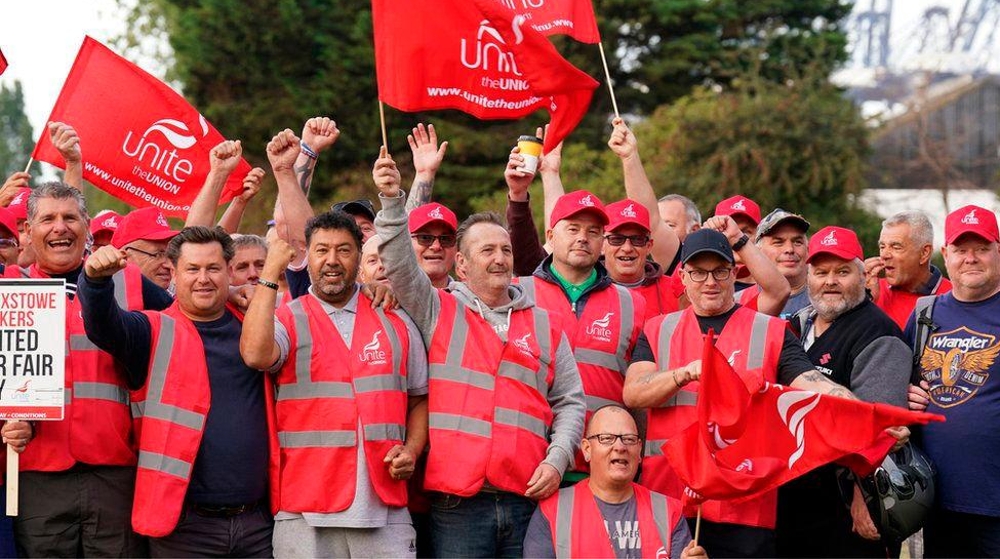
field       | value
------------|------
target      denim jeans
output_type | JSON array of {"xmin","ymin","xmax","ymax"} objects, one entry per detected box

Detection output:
[{"xmin": 430, "ymin": 491, "xmax": 537, "ymax": 558}]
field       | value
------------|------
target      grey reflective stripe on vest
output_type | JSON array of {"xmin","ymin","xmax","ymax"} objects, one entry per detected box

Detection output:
[
  {"xmin": 73, "ymin": 381, "xmax": 128, "ymax": 405},
  {"xmin": 429, "ymin": 302, "xmax": 498, "ymax": 392},
  {"xmin": 554, "ymin": 486, "xmax": 575, "ymax": 559},
  {"xmin": 497, "ymin": 308, "xmax": 553, "ymax": 397},
  {"xmin": 575, "ymin": 348, "xmax": 621, "ymax": 371},
  {"xmin": 586, "ymin": 394, "xmax": 621, "ymax": 413},
  {"xmin": 532, "ymin": 307, "xmax": 552, "ymax": 369},
  {"xmin": 494, "ymin": 407, "xmax": 548, "ymax": 439},
  {"xmin": 519, "ymin": 277, "xmax": 536, "ymax": 305},
  {"xmin": 290, "ymin": 300, "xmax": 314, "ymax": 387},
  {"xmin": 131, "ymin": 400, "xmax": 145, "ymax": 419},
  {"xmin": 649, "ymin": 491, "xmax": 671, "ymax": 549},
  {"xmin": 644, "ymin": 438, "xmax": 668, "ymax": 457},
  {"xmin": 144, "ymin": 316, "xmax": 207, "ymax": 434},
  {"xmin": 111, "ymin": 269, "xmax": 130, "ymax": 309},
  {"xmin": 498, "ymin": 362, "xmax": 546, "ymax": 396},
  {"xmin": 138, "ymin": 451, "xmax": 191, "ymax": 479},
  {"xmin": 429, "ymin": 412, "xmax": 492, "ymax": 438},
  {"xmin": 656, "ymin": 390, "xmax": 698, "ymax": 408},
  {"xmin": 278, "ymin": 381, "xmax": 353, "ymax": 400},
  {"xmin": 374, "ymin": 308, "xmax": 404, "ymax": 379},
  {"xmin": 747, "ymin": 312, "xmax": 771, "ymax": 370},
  {"xmin": 656, "ymin": 313, "xmax": 683, "ymax": 370},
  {"xmin": 278, "ymin": 430, "xmax": 357, "ymax": 448},
  {"xmin": 613, "ymin": 285, "xmax": 634, "ymax": 372},
  {"xmin": 64, "ymin": 389, "xmax": 72, "ymax": 405},
  {"xmin": 364, "ymin": 423, "xmax": 404, "ymax": 441},
  {"xmin": 69, "ymin": 335, "xmax": 99, "ymax": 351}
]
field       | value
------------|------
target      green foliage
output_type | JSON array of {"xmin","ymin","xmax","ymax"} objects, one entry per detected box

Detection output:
[
  {"xmin": 116, "ymin": 0, "xmax": 854, "ymax": 234},
  {"xmin": 635, "ymin": 75, "xmax": 884, "ymax": 249},
  {"xmin": 0, "ymin": 82, "xmax": 35, "ymax": 177}
]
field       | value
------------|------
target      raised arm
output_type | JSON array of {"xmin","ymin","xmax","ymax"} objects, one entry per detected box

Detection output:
[
  {"xmin": 0, "ymin": 172, "xmax": 30, "ymax": 207},
  {"xmin": 240, "ymin": 237, "xmax": 296, "ymax": 370},
  {"xmin": 405, "ymin": 123, "xmax": 448, "ymax": 213},
  {"xmin": 537, "ymin": 125, "xmax": 566, "ymax": 233},
  {"xmin": 608, "ymin": 117, "xmax": 680, "ymax": 269},
  {"xmin": 268, "ymin": 129, "xmax": 315, "ymax": 260},
  {"xmin": 294, "ymin": 116, "xmax": 340, "ymax": 195},
  {"xmin": 185, "ymin": 139, "xmax": 245, "ymax": 228},
  {"xmin": 48, "ymin": 122, "xmax": 82, "ymax": 189},
  {"xmin": 705, "ymin": 215, "xmax": 791, "ymax": 316},
  {"xmin": 217, "ymin": 167, "xmax": 265, "ymax": 233},
  {"xmin": 373, "ymin": 147, "xmax": 439, "ymax": 340},
  {"xmin": 506, "ymin": 146, "xmax": 548, "ymax": 275}
]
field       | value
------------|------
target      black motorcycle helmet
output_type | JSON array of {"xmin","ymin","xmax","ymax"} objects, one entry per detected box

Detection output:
[{"xmin": 858, "ymin": 443, "xmax": 936, "ymax": 543}]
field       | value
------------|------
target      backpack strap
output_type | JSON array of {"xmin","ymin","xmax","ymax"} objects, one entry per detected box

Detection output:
[{"xmin": 912, "ymin": 295, "xmax": 938, "ymax": 373}]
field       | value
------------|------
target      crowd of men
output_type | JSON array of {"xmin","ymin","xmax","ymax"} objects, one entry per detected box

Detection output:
[{"xmin": 0, "ymin": 115, "xmax": 996, "ymax": 558}]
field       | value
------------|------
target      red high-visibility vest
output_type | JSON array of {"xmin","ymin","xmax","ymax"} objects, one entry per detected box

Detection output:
[
  {"xmin": 539, "ymin": 480, "xmax": 683, "ymax": 559},
  {"xmin": 272, "ymin": 293, "xmax": 410, "ymax": 513},
  {"xmin": 3, "ymin": 263, "xmax": 143, "ymax": 471},
  {"xmin": 130, "ymin": 303, "xmax": 278, "ymax": 537},
  {"xmin": 424, "ymin": 291, "xmax": 564, "ymax": 496},
  {"xmin": 631, "ymin": 273, "xmax": 680, "ymax": 323},
  {"xmin": 518, "ymin": 277, "xmax": 644, "ymax": 471},
  {"xmin": 641, "ymin": 306, "xmax": 785, "ymax": 528}
]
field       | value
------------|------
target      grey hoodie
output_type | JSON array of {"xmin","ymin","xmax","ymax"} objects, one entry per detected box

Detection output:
[{"xmin": 375, "ymin": 192, "xmax": 585, "ymax": 476}]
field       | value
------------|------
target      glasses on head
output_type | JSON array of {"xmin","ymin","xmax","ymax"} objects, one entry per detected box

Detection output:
[
  {"xmin": 411, "ymin": 234, "xmax": 457, "ymax": 248},
  {"xmin": 685, "ymin": 267, "xmax": 733, "ymax": 283},
  {"xmin": 605, "ymin": 234, "xmax": 651, "ymax": 247},
  {"xmin": 0, "ymin": 239, "xmax": 18, "ymax": 249},
  {"xmin": 586, "ymin": 433, "xmax": 641, "ymax": 446},
  {"xmin": 125, "ymin": 246, "xmax": 168, "ymax": 260}
]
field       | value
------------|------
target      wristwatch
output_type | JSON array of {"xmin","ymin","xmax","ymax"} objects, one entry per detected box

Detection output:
[{"xmin": 732, "ymin": 233, "xmax": 750, "ymax": 252}]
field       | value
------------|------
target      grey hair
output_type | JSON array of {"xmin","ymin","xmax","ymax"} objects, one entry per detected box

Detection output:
[
  {"xmin": 658, "ymin": 194, "xmax": 701, "ymax": 231},
  {"xmin": 456, "ymin": 211, "xmax": 507, "ymax": 254},
  {"xmin": 27, "ymin": 182, "xmax": 89, "ymax": 223},
  {"xmin": 882, "ymin": 211, "xmax": 933, "ymax": 247},
  {"xmin": 232, "ymin": 233, "xmax": 268, "ymax": 252}
]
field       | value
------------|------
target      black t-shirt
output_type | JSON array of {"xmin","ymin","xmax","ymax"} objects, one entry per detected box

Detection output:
[{"xmin": 629, "ymin": 306, "xmax": 813, "ymax": 385}]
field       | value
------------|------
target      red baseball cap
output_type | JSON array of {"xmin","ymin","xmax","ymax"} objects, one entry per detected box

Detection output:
[
  {"xmin": 550, "ymin": 190, "xmax": 608, "ymax": 229},
  {"xmin": 605, "ymin": 199, "xmax": 650, "ymax": 232},
  {"xmin": 7, "ymin": 187, "xmax": 31, "ymax": 221},
  {"xmin": 111, "ymin": 207, "xmax": 178, "ymax": 248},
  {"xmin": 90, "ymin": 210, "xmax": 122, "ymax": 236},
  {"xmin": 715, "ymin": 195, "xmax": 761, "ymax": 225},
  {"xmin": 945, "ymin": 205, "xmax": 1000, "ymax": 244},
  {"xmin": 0, "ymin": 207, "xmax": 18, "ymax": 239},
  {"xmin": 408, "ymin": 202, "xmax": 457, "ymax": 234},
  {"xmin": 807, "ymin": 226, "xmax": 864, "ymax": 263}
]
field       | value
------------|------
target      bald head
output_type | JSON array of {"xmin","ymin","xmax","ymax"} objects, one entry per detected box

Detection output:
[{"xmin": 587, "ymin": 404, "xmax": 637, "ymax": 437}]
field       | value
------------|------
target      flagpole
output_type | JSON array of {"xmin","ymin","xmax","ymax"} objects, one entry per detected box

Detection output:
[
  {"xmin": 23, "ymin": 157, "xmax": 33, "ymax": 174},
  {"xmin": 378, "ymin": 100, "xmax": 389, "ymax": 154},
  {"xmin": 693, "ymin": 504, "xmax": 702, "ymax": 545},
  {"xmin": 597, "ymin": 42, "xmax": 620, "ymax": 119}
]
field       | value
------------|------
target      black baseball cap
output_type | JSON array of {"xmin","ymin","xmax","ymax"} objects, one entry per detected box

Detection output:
[
  {"xmin": 680, "ymin": 229, "xmax": 734, "ymax": 265},
  {"xmin": 331, "ymin": 199, "xmax": 377, "ymax": 221}
]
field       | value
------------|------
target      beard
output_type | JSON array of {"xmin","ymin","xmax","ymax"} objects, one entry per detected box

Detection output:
[{"xmin": 811, "ymin": 282, "xmax": 866, "ymax": 321}]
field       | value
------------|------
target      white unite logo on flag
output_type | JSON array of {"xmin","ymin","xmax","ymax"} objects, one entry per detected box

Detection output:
[
  {"xmin": 777, "ymin": 391, "xmax": 821, "ymax": 469},
  {"xmin": 460, "ymin": 21, "xmax": 523, "ymax": 76}
]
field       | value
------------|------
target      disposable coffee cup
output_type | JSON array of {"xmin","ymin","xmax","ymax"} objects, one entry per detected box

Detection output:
[{"xmin": 517, "ymin": 135, "xmax": 543, "ymax": 174}]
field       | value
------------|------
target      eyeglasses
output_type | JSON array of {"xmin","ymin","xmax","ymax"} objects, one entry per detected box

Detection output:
[
  {"xmin": 586, "ymin": 433, "xmax": 641, "ymax": 446},
  {"xmin": 605, "ymin": 234, "xmax": 651, "ymax": 247},
  {"xmin": 685, "ymin": 267, "xmax": 733, "ymax": 282},
  {"xmin": 0, "ymin": 239, "xmax": 18, "ymax": 249},
  {"xmin": 411, "ymin": 234, "xmax": 457, "ymax": 248},
  {"xmin": 125, "ymin": 246, "xmax": 168, "ymax": 260}
]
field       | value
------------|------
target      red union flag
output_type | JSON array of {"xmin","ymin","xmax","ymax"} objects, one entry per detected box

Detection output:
[
  {"xmin": 372, "ymin": 0, "xmax": 599, "ymax": 152},
  {"xmin": 664, "ymin": 336, "xmax": 945, "ymax": 504},
  {"xmin": 500, "ymin": 0, "xmax": 600, "ymax": 43},
  {"xmin": 31, "ymin": 37, "xmax": 249, "ymax": 217}
]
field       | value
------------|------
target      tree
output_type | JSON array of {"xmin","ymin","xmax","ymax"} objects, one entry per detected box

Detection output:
[
  {"xmin": 635, "ymin": 73, "xmax": 884, "ymax": 249},
  {"xmin": 118, "ymin": 0, "xmax": 852, "ymax": 232},
  {"xmin": 0, "ymin": 81, "xmax": 35, "ymax": 177}
]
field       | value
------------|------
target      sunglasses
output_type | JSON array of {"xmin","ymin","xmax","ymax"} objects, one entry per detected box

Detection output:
[
  {"xmin": 605, "ymin": 234, "xmax": 651, "ymax": 247},
  {"xmin": 411, "ymin": 234, "xmax": 457, "ymax": 248}
]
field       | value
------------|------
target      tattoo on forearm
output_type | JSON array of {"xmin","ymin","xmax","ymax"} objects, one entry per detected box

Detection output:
[
  {"xmin": 406, "ymin": 180, "xmax": 434, "ymax": 213},
  {"xmin": 640, "ymin": 372, "xmax": 657, "ymax": 385},
  {"xmin": 295, "ymin": 162, "xmax": 315, "ymax": 195},
  {"xmin": 800, "ymin": 371, "xmax": 859, "ymax": 400}
]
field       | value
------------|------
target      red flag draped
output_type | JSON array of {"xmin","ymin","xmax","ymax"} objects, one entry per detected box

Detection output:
[
  {"xmin": 502, "ymin": 0, "xmax": 601, "ymax": 43},
  {"xmin": 31, "ymin": 37, "xmax": 249, "ymax": 217},
  {"xmin": 372, "ymin": 0, "xmax": 599, "ymax": 152},
  {"xmin": 665, "ymin": 335, "xmax": 945, "ymax": 504}
]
